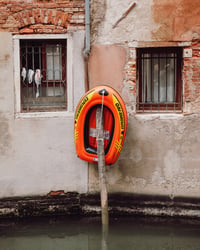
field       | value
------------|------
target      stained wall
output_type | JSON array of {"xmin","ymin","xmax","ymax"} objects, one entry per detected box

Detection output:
[
  {"xmin": 0, "ymin": 0, "xmax": 88, "ymax": 198},
  {"xmin": 88, "ymin": 0, "xmax": 200, "ymax": 198},
  {"xmin": 0, "ymin": 0, "xmax": 200, "ymax": 200}
]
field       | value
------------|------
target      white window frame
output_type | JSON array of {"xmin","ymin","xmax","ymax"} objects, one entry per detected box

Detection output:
[{"xmin": 13, "ymin": 34, "xmax": 73, "ymax": 118}]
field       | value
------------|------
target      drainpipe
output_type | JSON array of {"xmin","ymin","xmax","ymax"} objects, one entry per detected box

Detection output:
[
  {"xmin": 84, "ymin": 0, "xmax": 90, "ymax": 56},
  {"xmin": 84, "ymin": 0, "xmax": 90, "ymax": 91}
]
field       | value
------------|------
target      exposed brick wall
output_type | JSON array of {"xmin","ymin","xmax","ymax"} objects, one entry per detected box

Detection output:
[
  {"xmin": 0, "ymin": 0, "xmax": 85, "ymax": 34},
  {"xmin": 124, "ymin": 42, "xmax": 200, "ymax": 114},
  {"xmin": 123, "ymin": 46, "xmax": 137, "ymax": 111},
  {"xmin": 183, "ymin": 41, "xmax": 200, "ymax": 113},
  {"xmin": 125, "ymin": 47, "xmax": 137, "ymax": 97}
]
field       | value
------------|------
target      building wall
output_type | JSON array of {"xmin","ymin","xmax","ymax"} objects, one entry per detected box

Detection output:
[
  {"xmin": 0, "ymin": 0, "xmax": 88, "ymax": 198},
  {"xmin": 88, "ymin": 0, "xmax": 200, "ymax": 198},
  {"xmin": 0, "ymin": 0, "xmax": 200, "ymax": 201}
]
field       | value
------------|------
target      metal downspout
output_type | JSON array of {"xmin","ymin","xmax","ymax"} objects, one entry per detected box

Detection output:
[
  {"xmin": 84, "ymin": 0, "xmax": 90, "ymax": 91},
  {"xmin": 84, "ymin": 0, "xmax": 90, "ymax": 56}
]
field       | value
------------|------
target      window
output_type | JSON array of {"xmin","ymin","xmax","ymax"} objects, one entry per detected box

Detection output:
[
  {"xmin": 20, "ymin": 39, "xmax": 67, "ymax": 112},
  {"xmin": 137, "ymin": 47, "xmax": 182, "ymax": 112}
]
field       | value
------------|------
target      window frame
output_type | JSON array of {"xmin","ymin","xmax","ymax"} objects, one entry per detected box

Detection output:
[
  {"xmin": 137, "ymin": 47, "xmax": 183, "ymax": 113},
  {"xmin": 42, "ymin": 41, "xmax": 66, "ymax": 82},
  {"xmin": 13, "ymin": 34, "xmax": 73, "ymax": 115}
]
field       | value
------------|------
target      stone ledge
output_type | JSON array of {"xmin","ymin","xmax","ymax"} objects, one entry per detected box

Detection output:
[{"xmin": 0, "ymin": 192, "xmax": 200, "ymax": 219}]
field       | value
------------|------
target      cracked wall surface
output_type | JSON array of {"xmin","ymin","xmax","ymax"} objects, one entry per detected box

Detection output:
[
  {"xmin": 0, "ymin": 0, "xmax": 200, "ymax": 201},
  {"xmin": 88, "ymin": 0, "xmax": 200, "ymax": 199},
  {"xmin": 89, "ymin": 114, "xmax": 200, "ymax": 198}
]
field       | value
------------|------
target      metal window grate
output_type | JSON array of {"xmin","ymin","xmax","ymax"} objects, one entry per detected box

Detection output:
[
  {"xmin": 137, "ymin": 48, "xmax": 182, "ymax": 113},
  {"xmin": 20, "ymin": 40, "xmax": 67, "ymax": 112}
]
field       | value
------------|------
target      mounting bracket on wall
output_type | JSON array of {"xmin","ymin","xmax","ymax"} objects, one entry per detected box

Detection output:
[
  {"xmin": 183, "ymin": 48, "xmax": 192, "ymax": 58},
  {"xmin": 112, "ymin": 2, "xmax": 136, "ymax": 29}
]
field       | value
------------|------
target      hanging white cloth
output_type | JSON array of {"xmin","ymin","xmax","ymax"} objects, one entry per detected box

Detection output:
[
  {"xmin": 21, "ymin": 67, "xmax": 26, "ymax": 83},
  {"xmin": 34, "ymin": 69, "xmax": 42, "ymax": 98},
  {"xmin": 28, "ymin": 69, "xmax": 34, "ymax": 84}
]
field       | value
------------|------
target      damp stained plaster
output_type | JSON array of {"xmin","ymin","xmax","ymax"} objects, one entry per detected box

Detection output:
[
  {"xmin": 89, "ymin": 115, "xmax": 200, "ymax": 197},
  {"xmin": 0, "ymin": 115, "xmax": 11, "ymax": 156},
  {"xmin": 92, "ymin": 0, "xmax": 200, "ymax": 44},
  {"xmin": 90, "ymin": 0, "xmax": 106, "ymax": 43},
  {"xmin": 0, "ymin": 31, "xmax": 88, "ymax": 198},
  {"xmin": 88, "ymin": 0, "xmax": 200, "ymax": 199},
  {"xmin": 0, "ymin": 117, "xmax": 88, "ymax": 197},
  {"xmin": 0, "ymin": 33, "xmax": 14, "ymax": 115},
  {"xmin": 152, "ymin": 0, "xmax": 200, "ymax": 41},
  {"xmin": 0, "ymin": 33, "xmax": 14, "ymax": 158},
  {"xmin": 92, "ymin": 0, "xmax": 153, "ymax": 44}
]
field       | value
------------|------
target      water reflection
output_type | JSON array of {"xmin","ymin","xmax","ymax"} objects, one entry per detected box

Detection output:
[{"xmin": 0, "ymin": 216, "xmax": 200, "ymax": 250}]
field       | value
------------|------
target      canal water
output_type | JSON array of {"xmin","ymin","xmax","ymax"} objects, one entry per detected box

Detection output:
[{"xmin": 0, "ymin": 216, "xmax": 200, "ymax": 250}]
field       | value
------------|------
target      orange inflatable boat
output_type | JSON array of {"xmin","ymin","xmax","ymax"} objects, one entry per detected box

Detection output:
[{"xmin": 74, "ymin": 85, "xmax": 127, "ymax": 165}]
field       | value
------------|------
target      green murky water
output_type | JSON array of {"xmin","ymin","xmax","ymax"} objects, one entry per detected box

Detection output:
[{"xmin": 0, "ymin": 216, "xmax": 200, "ymax": 250}]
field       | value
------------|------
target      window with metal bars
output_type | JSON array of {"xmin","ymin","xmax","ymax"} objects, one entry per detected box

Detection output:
[
  {"xmin": 20, "ymin": 39, "xmax": 67, "ymax": 112},
  {"xmin": 137, "ymin": 47, "xmax": 182, "ymax": 112}
]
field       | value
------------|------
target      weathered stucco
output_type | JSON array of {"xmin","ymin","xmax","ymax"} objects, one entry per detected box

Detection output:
[
  {"xmin": 91, "ymin": 0, "xmax": 153, "ymax": 44},
  {"xmin": 0, "ymin": 32, "xmax": 88, "ymax": 198},
  {"xmin": 0, "ymin": 0, "xmax": 200, "ymax": 215},
  {"xmin": 91, "ymin": 0, "xmax": 200, "ymax": 44},
  {"xmin": 89, "ymin": 114, "xmax": 200, "ymax": 198},
  {"xmin": 89, "ymin": 44, "xmax": 127, "ymax": 92},
  {"xmin": 152, "ymin": 0, "xmax": 200, "ymax": 41},
  {"xmin": 88, "ymin": 0, "xmax": 200, "ymax": 200}
]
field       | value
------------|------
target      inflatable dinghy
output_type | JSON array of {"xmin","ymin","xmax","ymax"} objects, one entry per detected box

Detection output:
[{"xmin": 74, "ymin": 85, "xmax": 127, "ymax": 165}]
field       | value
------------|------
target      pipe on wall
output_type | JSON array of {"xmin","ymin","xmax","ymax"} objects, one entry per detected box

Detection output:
[
  {"xmin": 83, "ymin": 0, "xmax": 90, "ymax": 92},
  {"xmin": 84, "ymin": 0, "xmax": 90, "ymax": 56}
]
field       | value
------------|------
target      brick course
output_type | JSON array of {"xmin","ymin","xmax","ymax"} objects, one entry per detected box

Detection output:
[
  {"xmin": 124, "ymin": 43, "xmax": 200, "ymax": 114},
  {"xmin": 183, "ymin": 41, "xmax": 200, "ymax": 112},
  {"xmin": 0, "ymin": 0, "xmax": 85, "ymax": 33}
]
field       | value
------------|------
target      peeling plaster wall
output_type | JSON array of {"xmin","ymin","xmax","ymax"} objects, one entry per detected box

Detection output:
[
  {"xmin": 0, "ymin": 0, "xmax": 200, "ymax": 202},
  {"xmin": 89, "ymin": 0, "xmax": 200, "ymax": 199},
  {"xmin": 91, "ymin": 0, "xmax": 153, "ymax": 44},
  {"xmin": 91, "ymin": 0, "xmax": 200, "ymax": 44},
  {"xmin": 152, "ymin": 0, "xmax": 200, "ymax": 41}
]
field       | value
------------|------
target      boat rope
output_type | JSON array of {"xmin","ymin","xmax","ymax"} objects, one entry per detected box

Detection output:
[
  {"xmin": 97, "ymin": 89, "xmax": 105, "ymax": 140},
  {"xmin": 101, "ymin": 89, "xmax": 105, "ymax": 127}
]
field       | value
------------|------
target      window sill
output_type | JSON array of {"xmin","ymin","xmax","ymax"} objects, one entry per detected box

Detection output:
[
  {"xmin": 15, "ymin": 111, "xmax": 74, "ymax": 119},
  {"xmin": 134, "ymin": 113, "xmax": 184, "ymax": 120}
]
